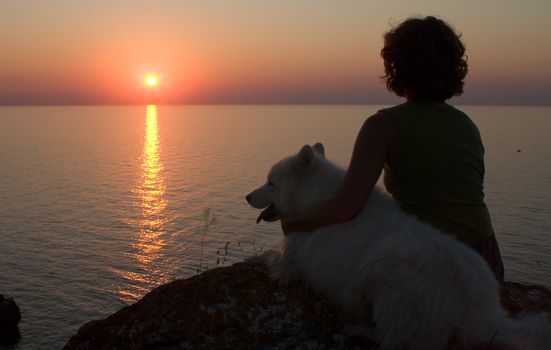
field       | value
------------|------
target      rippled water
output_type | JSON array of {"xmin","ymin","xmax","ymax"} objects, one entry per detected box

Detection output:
[{"xmin": 1, "ymin": 105, "xmax": 550, "ymax": 349}]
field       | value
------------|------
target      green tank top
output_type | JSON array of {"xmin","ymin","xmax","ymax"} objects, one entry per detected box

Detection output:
[{"xmin": 381, "ymin": 101, "xmax": 494, "ymax": 245}]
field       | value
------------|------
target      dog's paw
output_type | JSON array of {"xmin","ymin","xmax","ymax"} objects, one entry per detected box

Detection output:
[
  {"xmin": 245, "ymin": 250, "xmax": 288, "ymax": 281},
  {"xmin": 259, "ymin": 249, "xmax": 280, "ymax": 263},
  {"xmin": 245, "ymin": 249, "xmax": 279, "ymax": 265}
]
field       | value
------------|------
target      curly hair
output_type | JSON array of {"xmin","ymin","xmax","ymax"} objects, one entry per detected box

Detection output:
[{"xmin": 381, "ymin": 16, "xmax": 468, "ymax": 102}]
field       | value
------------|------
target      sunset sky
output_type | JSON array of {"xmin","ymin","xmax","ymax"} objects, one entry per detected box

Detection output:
[{"xmin": 1, "ymin": 0, "xmax": 550, "ymax": 105}]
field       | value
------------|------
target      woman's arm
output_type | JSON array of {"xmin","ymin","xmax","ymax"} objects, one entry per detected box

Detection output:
[{"xmin": 281, "ymin": 111, "xmax": 398, "ymax": 234}]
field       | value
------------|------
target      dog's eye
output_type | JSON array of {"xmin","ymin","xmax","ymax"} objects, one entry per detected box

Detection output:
[{"xmin": 267, "ymin": 181, "xmax": 275, "ymax": 187}]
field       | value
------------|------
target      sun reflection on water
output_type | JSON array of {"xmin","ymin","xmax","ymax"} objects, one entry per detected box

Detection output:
[
  {"xmin": 119, "ymin": 104, "xmax": 172, "ymax": 302},
  {"xmin": 136, "ymin": 105, "xmax": 167, "ymax": 261}
]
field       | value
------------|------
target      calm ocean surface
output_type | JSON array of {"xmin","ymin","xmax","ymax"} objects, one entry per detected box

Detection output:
[{"xmin": 1, "ymin": 105, "xmax": 550, "ymax": 349}]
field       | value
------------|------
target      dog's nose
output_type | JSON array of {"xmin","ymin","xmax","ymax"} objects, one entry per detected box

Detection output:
[{"xmin": 245, "ymin": 193, "xmax": 252, "ymax": 203}]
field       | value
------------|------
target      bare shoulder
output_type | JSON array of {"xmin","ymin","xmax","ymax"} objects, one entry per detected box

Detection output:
[
  {"xmin": 360, "ymin": 111, "xmax": 399, "ymax": 151},
  {"xmin": 365, "ymin": 110, "xmax": 397, "ymax": 129}
]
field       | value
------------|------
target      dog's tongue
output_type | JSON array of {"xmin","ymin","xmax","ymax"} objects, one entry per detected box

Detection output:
[{"xmin": 256, "ymin": 203, "xmax": 279, "ymax": 223}]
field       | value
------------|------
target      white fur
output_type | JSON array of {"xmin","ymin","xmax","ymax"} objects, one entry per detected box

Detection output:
[{"xmin": 247, "ymin": 144, "xmax": 551, "ymax": 350}]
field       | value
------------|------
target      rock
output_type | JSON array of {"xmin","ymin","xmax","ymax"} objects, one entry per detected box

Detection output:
[
  {"xmin": 0, "ymin": 294, "xmax": 21, "ymax": 329},
  {"xmin": 64, "ymin": 257, "xmax": 372, "ymax": 350},
  {"xmin": 0, "ymin": 294, "xmax": 21, "ymax": 347},
  {"xmin": 500, "ymin": 281, "xmax": 551, "ymax": 316},
  {"xmin": 64, "ymin": 258, "xmax": 551, "ymax": 350}
]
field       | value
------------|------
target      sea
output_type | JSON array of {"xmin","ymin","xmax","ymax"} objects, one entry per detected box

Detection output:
[{"xmin": 1, "ymin": 105, "xmax": 550, "ymax": 349}]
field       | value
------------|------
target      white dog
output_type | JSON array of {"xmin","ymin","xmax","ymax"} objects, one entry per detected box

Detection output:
[{"xmin": 246, "ymin": 143, "xmax": 550, "ymax": 350}]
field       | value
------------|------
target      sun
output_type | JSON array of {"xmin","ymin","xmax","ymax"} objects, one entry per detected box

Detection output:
[{"xmin": 144, "ymin": 74, "xmax": 158, "ymax": 88}]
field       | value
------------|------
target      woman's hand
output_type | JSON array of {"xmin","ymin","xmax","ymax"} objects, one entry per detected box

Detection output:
[
  {"xmin": 279, "ymin": 211, "xmax": 320, "ymax": 236},
  {"xmin": 279, "ymin": 198, "xmax": 355, "ymax": 235}
]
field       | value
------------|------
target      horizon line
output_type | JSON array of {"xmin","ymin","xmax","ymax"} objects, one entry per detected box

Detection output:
[
  {"xmin": 1, "ymin": 102, "xmax": 550, "ymax": 107},
  {"xmin": 0, "ymin": 101, "xmax": 551, "ymax": 108}
]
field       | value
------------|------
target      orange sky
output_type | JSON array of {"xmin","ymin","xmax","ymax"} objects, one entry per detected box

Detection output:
[{"xmin": 1, "ymin": 1, "xmax": 550, "ymax": 105}]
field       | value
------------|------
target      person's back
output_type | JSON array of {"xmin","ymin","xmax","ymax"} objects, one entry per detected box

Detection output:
[{"xmin": 382, "ymin": 101, "xmax": 493, "ymax": 246}]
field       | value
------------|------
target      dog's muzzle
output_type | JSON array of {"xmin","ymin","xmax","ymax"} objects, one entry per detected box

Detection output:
[
  {"xmin": 246, "ymin": 193, "xmax": 281, "ymax": 224},
  {"xmin": 255, "ymin": 203, "xmax": 280, "ymax": 223}
]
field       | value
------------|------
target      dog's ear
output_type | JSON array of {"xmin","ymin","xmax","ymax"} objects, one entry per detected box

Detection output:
[
  {"xmin": 313, "ymin": 143, "xmax": 325, "ymax": 158},
  {"xmin": 298, "ymin": 144, "xmax": 315, "ymax": 165}
]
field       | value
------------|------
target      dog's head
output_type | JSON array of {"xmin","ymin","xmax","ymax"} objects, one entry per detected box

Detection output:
[{"xmin": 246, "ymin": 142, "xmax": 338, "ymax": 223}]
